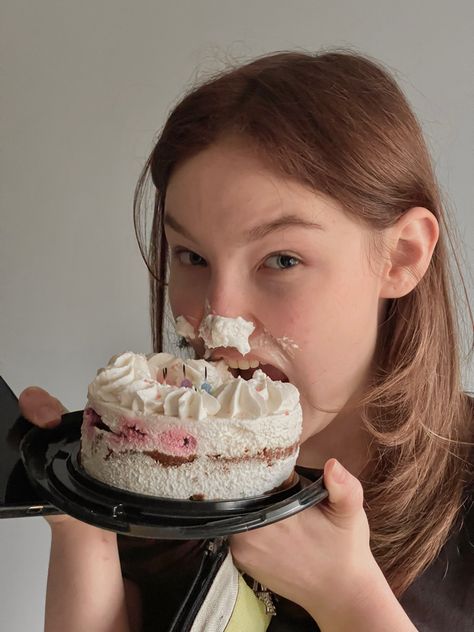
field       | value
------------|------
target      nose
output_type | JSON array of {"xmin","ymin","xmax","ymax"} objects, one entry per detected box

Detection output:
[{"xmin": 205, "ymin": 270, "xmax": 254, "ymax": 322}]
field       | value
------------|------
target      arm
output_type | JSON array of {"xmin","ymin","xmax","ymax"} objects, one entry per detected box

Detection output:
[
  {"xmin": 230, "ymin": 460, "xmax": 419, "ymax": 632},
  {"xmin": 45, "ymin": 520, "xmax": 131, "ymax": 632},
  {"xmin": 17, "ymin": 388, "xmax": 136, "ymax": 630},
  {"xmin": 308, "ymin": 563, "xmax": 418, "ymax": 632}
]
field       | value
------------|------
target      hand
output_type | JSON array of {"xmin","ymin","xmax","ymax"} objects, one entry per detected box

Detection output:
[
  {"xmin": 18, "ymin": 386, "xmax": 88, "ymax": 530},
  {"xmin": 229, "ymin": 459, "xmax": 381, "ymax": 618}
]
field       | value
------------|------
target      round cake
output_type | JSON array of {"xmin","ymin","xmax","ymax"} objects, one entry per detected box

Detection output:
[{"xmin": 80, "ymin": 351, "xmax": 302, "ymax": 500}]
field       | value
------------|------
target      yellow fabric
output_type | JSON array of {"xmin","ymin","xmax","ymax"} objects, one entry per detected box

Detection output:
[{"xmin": 224, "ymin": 574, "xmax": 272, "ymax": 632}]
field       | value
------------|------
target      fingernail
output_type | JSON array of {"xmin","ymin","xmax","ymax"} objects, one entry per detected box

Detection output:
[
  {"xmin": 332, "ymin": 460, "xmax": 347, "ymax": 484},
  {"xmin": 37, "ymin": 405, "xmax": 61, "ymax": 424}
]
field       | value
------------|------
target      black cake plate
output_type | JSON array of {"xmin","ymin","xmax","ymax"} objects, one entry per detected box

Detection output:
[{"xmin": 20, "ymin": 411, "xmax": 328, "ymax": 539}]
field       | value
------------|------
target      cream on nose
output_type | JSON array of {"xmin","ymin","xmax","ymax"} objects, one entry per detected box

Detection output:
[{"xmin": 198, "ymin": 311, "xmax": 256, "ymax": 356}]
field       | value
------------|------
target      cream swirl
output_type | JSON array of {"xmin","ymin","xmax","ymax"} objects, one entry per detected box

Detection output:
[
  {"xmin": 213, "ymin": 369, "xmax": 300, "ymax": 418},
  {"xmin": 87, "ymin": 351, "xmax": 152, "ymax": 404},
  {"xmin": 146, "ymin": 352, "xmax": 179, "ymax": 380},
  {"xmin": 247, "ymin": 369, "xmax": 300, "ymax": 414},
  {"xmin": 213, "ymin": 377, "xmax": 266, "ymax": 418},
  {"xmin": 88, "ymin": 352, "xmax": 300, "ymax": 420},
  {"xmin": 129, "ymin": 379, "xmax": 169, "ymax": 414},
  {"xmin": 163, "ymin": 387, "xmax": 221, "ymax": 420}
]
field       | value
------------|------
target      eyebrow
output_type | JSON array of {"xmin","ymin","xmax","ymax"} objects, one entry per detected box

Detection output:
[{"xmin": 164, "ymin": 212, "xmax": 324, "ymax": 244}]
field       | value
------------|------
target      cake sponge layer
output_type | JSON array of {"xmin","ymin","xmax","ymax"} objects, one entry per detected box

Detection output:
[{"xmin": 80, "ymin": 439, "xmax": 298, "ymax": 500}]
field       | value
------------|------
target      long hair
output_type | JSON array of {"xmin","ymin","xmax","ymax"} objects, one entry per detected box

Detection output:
[{"xmin": 133, "ymin": 48, "xmax": 473, "ymax": 595}]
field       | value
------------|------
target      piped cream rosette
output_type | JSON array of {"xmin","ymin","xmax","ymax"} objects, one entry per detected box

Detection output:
[{"xmin": 87, "ymin": 351, "xmax": 300, "ymax": 420}]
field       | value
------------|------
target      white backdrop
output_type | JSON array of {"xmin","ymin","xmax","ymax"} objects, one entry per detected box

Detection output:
[{"xmin": 1, "ymin": 1, "xmax": 473, "ymax": 629}]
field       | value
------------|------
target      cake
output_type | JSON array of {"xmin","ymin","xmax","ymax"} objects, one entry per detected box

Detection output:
[{"xmin": 80, "ymin": 351, "xmax": 303, "ymax": 500}]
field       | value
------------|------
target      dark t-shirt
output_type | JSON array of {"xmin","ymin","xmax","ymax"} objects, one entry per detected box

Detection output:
[
  {"xmin": 118, "ymin": 491, "xmax": 473, "ymax": 632},
  {"xmin": 398, "ymin": 490, "xmax": 474, "ymax": 631}
]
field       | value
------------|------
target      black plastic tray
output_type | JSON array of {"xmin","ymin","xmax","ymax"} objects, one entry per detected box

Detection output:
[{"xmin": 20, "ymin": 411, "xmax": 328, "ymax": 538}]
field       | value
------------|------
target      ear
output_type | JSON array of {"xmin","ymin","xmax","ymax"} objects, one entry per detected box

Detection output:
[{"xmin": 379, "ymin": 207, "xmax": 439, "ymax": 299}]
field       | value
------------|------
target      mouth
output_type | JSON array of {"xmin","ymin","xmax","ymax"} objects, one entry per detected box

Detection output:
[
  {"xmin": 210, "ymin": 355, "xmax": 289, "ymax": 383},
  {"xmin": 244, "ymin": 363, "xmax": 289, "ymax": 382}
]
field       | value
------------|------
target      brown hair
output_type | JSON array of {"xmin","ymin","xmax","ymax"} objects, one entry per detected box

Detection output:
[{"xmin": 133, "ymin": 48, "xmax": 473, "ymax": 595}]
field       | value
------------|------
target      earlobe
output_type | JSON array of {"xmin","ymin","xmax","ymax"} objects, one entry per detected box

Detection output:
[{"xmin": 379, "ymin": 207, "xmax": 439, "ymax": 299}]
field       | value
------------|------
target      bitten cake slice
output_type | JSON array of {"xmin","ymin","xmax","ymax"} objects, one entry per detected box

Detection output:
[{"xmin": 80, "ymin": 351, "xmax": 303, "ymax": 500}]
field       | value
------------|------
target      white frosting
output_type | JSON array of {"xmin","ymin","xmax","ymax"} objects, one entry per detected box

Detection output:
[
  {"xmin": 87, "ymin": 352, "xmax": 300, "ymax": 421},
  {"xmin": 87, "ymin": 351, "xmax": 152, "ymax": 407},
  {"xmin": 148, "ymin": 356, "xmax": 232, "ymax": 390},
  {"xmin": 198, "ymin": 314, "xmax": 255, "ymax": 355},
  {"xmin": 213, "ymin": 378, "xmax": 266, "ymax": 418},
  {"xmin": 162, "ymin": 386, "xmax": 221, "ymax": 419},
  {"xmin": 175, "ymin": 315, "xmax": 196, "ymax": 340},
  {"xmin": 82, "ymin": 351, "xmax": 303, "ymax": 500}
]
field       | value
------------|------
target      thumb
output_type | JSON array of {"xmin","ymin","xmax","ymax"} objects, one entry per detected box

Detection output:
[
  {"xmin": 19, "ymin": 386, "xmax": 68, "ymax": 428},
  {"xmin": 323, "ymin": 458, "xmax": 364, "ymax": 526}
]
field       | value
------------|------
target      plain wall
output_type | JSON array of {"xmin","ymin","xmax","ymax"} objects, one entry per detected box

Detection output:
[{"xmin": 1, "ymin": 1, "xmax": 473, "ymax": 629}]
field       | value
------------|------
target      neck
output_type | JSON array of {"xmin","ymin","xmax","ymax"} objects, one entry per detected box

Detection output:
[{"xmin": 296, "ymin": 405, "xmax": 372, "ymax": 477}]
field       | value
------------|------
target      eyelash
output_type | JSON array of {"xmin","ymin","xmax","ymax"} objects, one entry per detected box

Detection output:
[{"xmin": 171, "ymin": 248, "xmax": 302, "ymax": 271}]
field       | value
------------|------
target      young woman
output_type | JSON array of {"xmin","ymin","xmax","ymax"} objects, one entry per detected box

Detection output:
[{"xmin": 20, "ymin": 49, "xmax": 473, "ymax": 631}]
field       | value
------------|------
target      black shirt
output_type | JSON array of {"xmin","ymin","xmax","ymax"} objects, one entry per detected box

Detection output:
[{"xmin": 118, "ymin": 491, "xmax": 473, "ymax": 632}]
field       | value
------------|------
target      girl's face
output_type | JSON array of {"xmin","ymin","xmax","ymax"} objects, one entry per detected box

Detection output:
[{"xmin": 164, "ymin": 138, "xmax": 387, "ymax": 443}]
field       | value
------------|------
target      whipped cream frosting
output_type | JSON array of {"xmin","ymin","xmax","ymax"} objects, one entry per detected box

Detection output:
[
  {"xmin": 87, "ymin": 351, "xmax": 300, "ymax": 421},
  {"xmin": 175, "ymin": 315, "xmax": 196, "ymax": 340},
  {"xmin": 197, "ymin": 314, "xmax": 255, "ymax": 355}
]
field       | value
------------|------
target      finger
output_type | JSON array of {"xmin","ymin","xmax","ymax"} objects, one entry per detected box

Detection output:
[
  {"xmin": 323, "ymin": 458, "xmax": 364, "ymax": 524},
  {"xmin": 18, "ymin": 386, "xmax": 68, "ymax": 428}
]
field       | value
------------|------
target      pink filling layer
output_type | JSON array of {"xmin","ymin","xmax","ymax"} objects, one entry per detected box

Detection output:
[
  {"xmin": 84, "ymin": 407, "xmax": 198, "ymax": 457},
  {"xmin": 155, "ymin": 428, "xmax": 197, "ymax": 456},
  {"xmin": 82, "ymin": 407, "xmax": 101, "ymax": 441}
]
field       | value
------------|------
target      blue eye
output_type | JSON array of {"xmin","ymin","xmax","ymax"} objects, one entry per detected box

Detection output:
[{"xmin": 264, "ymin": 254, "xmax": 301, "ymax": 270}]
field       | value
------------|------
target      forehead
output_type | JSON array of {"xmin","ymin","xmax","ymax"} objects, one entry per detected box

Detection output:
[{"xmin": 164, "ymin": 140, "xmax": 337, "ymax": 228}]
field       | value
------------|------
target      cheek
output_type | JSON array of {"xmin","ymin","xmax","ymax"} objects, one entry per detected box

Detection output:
[
  {"xmin": 168, "ymin": 267, "xmax": 205, "ymax": 319},
  {"xmin": 290, "ymin": 270, "xmax": 379, "ymax": 356}
]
